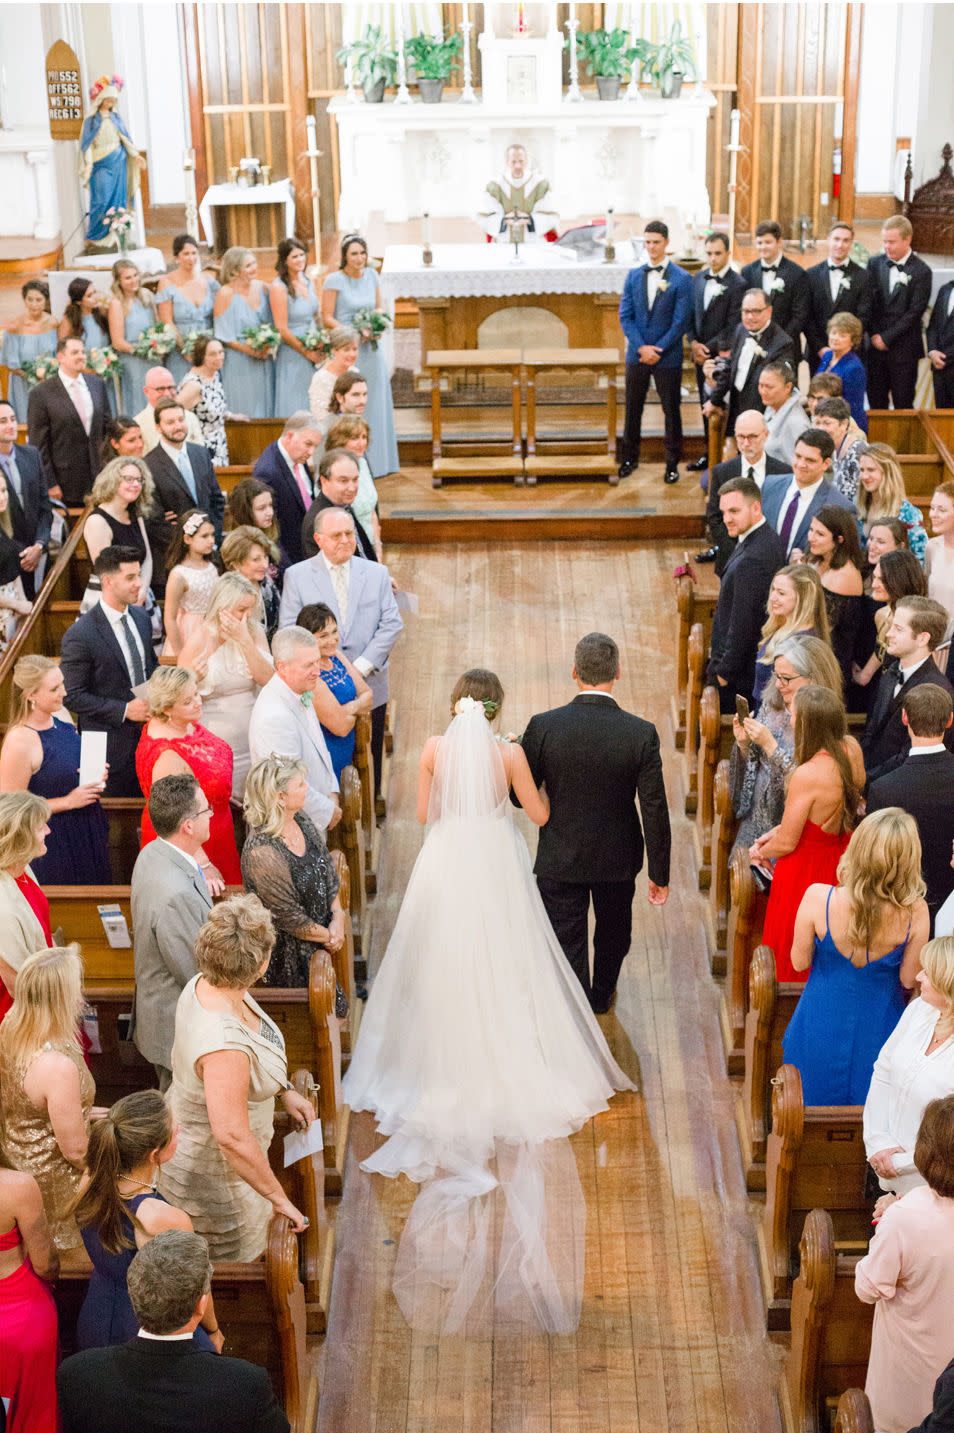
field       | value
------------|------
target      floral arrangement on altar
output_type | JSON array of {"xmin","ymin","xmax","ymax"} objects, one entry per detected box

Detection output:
[
  {"xmin": 180, "ymin": 328, "xmax": 213, "ymax": 362},
  {"xmin": 21, "ymin": 355, "xmax": 60, "ymax": 387},
  {"xmin": 87, "ymin": 345, "xmax": 121, "ymax": 380},
  {"xmin": 301, "ymin": 325, "xmax": 333, "ymax": 360},
  {"xmin": 241, "ymin": 323, "xmax": 282, "ymax": 358},
  {"xmin": 351, "ymin": 307, "xmax": 391, "ymax": 350},
  {"xmin": 131, "ymin": 323, "xmax": 179, "ymax": 360},
  {"xmin": 105, "ymin": 206, "xmax": 135, "ymax": 253}
]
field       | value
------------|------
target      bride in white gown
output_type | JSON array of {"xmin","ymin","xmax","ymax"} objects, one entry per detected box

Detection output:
[{"xmin": 343, "ymin": 669, "xmax": 634, "ymax": 1334}]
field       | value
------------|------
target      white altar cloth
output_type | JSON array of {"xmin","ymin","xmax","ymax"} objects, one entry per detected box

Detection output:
[
  {"xmin": 378, "ymin": 242, "xmax": 638, "ymax": 304},
  {"xmin": 198, "ymin": 179, "xmax": 296, "ymax": 247}
]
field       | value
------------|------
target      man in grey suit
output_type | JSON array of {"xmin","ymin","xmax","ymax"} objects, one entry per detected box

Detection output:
[
  {"xmin": 278, "ymin": 507, "xmax": 402, "ymax": 797},
  {"xmin": 759, "ymin": 427, "xmax": 853, "ymax": 562},
  {"xmin": 130, "ymin": 775, "xmax": 214, "ymax": 1090}
]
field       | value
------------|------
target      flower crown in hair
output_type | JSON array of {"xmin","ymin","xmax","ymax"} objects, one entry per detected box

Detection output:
[
  {"xmin": 182, "ymin": 511, "xmax": 210, "ymax": 538},
  {"xmin": 89, "ymin": 74, "xmax": 124, "ymax": 103},
  {"xmin": 454, "ymin": 696, "xmax": 500, "ymax": 718}
]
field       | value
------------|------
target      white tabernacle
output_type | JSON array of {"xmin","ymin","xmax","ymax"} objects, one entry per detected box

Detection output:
[{"xmin": 378, "ymin": 243, "xmax": 636, "ymax": 304}]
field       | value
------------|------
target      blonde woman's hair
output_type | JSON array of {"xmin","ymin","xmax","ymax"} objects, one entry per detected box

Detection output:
[
  {"xmin": 759, "ymin": 565, "xmax": 831, "ymax": 661},
  {"xmin": 89, "ymin": 456, "xmax": 155, "ymax": 517},
  {"xmin": 110, "ymin": 260, "xmax": 151, "ymax": 316},
  {"xmin": 9, "ymin": 654, "xmax": 58, "ymax": 729},
  {"xmin": 144, "ymin": 666, "xmax": 196, "ymax": 720},
  {"xmin": 194, "ymin": 893, "xmax": 275, "ymax": 989},
  {"xmin": 0, "ymin": 471, "xmax": 12, "ymax": 538},
  {"xmin": 220, "ymin": 526, "xmax": 268, "ymax": 573},
  {"xmin": 0, "ymin": 790, "xmax": 51, "ymax": 872},
  {"xmin": 920, "ymin": 936, "xmax": 954, "ymax": 1042},
  {"xmin": 836, "ymin": 807, "xmax": 926, "ymax": 952},
  {"xmin": 1, "ymin": 944, "xmax": 83, "ymax": 1072},
  {"xmin": 219, "ymin": 247, "xmax": 253, "ymax": 287},
  {"xmin": 857, "ymin": 443, "xmax": 909, "ymax": 525},
  {"xmin": 203, "ymin": 571, "xmax": 263, "ymax": 633},
  {"xmin": 243, "ymin": 754, "xmax": 307, "ymax": 839}
]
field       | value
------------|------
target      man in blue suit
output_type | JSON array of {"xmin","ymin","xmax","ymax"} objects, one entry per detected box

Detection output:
[
  {"xmin": 618, "ymin": 220, "xmax": 693, "ymax": 484},
  {"xmin": 0, "ymin": 398, "xmax": 52, "ymax": 598},
  {"xmin": 759, "ymin": 427, "xmax": 853, "ymax": 561}
]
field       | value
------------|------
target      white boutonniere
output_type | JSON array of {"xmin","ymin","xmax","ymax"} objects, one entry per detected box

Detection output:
[
  {"xmin": 836, "ymin": 274, "xmax": 851, "ymax": 294},
  {"xmin": 751, "ymin": 343, "xmax": 766, "ymax": 358},
  {"xmin": 710, "ymin": 281, "xmax": 726, "ymax": 296},
  {"xmin": 896, "ymin": 271, "xmax": 911, "ymax": 287},
  {"xmin": 770, "ymin": 277, "xmax": 785, "ymax": 293},
  {"xmin": 658, "ymin": 278, "xmax": 669, "ymax": 292}
]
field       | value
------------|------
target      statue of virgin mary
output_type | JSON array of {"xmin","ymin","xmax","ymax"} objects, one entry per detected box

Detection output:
[{"xmin": 79, "ymin": 75, "xmax": 145, "ymax": 250}]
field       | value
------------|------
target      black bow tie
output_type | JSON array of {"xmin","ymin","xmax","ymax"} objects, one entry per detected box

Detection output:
[
  {"xmin": 889, "ymin": 261, "xmax": 905, "ymax": 270},
  {"xmin": 648, "ymin": 265, "xmax": 664, "ymax": 273},
  {"xmin": 829, "ymin": 264, "xmax": 846, "ymax": 272},
  {"xmin": 761, "ymin": 264, "xmax": 777, "ymax": 273}
]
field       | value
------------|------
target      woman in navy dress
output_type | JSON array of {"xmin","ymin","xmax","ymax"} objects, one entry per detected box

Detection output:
[
  {"xmin": 108, "ymin": 259, "xmax": 155, "ymax": 415},
  {"xmin": 213, "ymin": 247, "xmax": 274, "ymax": 419},
  {"xmin": 0, "ymin": 656, "xmax": 111, "ymax": 885},
  {"xmin": 156, "ymin": 233, "xmax": 219, "ymax": 385},
  {"xmin": 271, "ymin": 236, "xmax": 322, "ymax": 417},
  {"xmin": 783, "ymin": 808, "xmax": 929, "ymax": 1105},
  {"xmin": 73, "ymin": 1090, "xmax": 222, "ymax": 1351},
  {"xmin": 297, "ymin": 603, "xmax": 373, "ymax": 780}
]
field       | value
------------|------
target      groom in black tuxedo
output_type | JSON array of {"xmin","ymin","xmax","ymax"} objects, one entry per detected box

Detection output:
[{"xmin": 517, "ymin": 633, "xmax": 671, "ymax": 1014}]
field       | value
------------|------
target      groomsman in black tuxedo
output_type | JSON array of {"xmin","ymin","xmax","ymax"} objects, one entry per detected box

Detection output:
[
  {"xmin": 861, "ymin": 597, "xmax": 954, "ymax": 786},
  {"xmin": 865, "ymin": 215, "xmax": 932, "ymax": 410},
  {"xmin": 927, "ymin": 277, "xmax": 954, "ymax": 410},
  {"xmin": 517, "ymin": 632, "xmax": 671, "ymax": 1015},
  {"xmin": 706, "ymin": 476, "xmax": 785, "ymax": 713},
  {"xmin": 804, "ymin": 221, "xmax": 871, "ymax": 372},
  {"xmin": 704, "ymin": 290, "xmax": 796, "ymax": 434},
  {"xmin": 740, "ymin": 219, "xmax": 810, "ymax": 350},
  {"xmin": 685, "ymin": 230, "xmax": 746, "ymax": 470}
]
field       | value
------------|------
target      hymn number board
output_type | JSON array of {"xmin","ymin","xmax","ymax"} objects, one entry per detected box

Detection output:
[{"xmin": 46, "ymin": 40, "xmax": 84, "ymax": 140}]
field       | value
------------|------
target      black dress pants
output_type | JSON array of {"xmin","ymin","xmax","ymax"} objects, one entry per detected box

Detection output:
[
  {"xmin": 536, "ymin": 876, "xmax": 637, "ymax": 1007},
  {"xmin": 622, "ymin": 363, "xmax": 683, "ymax": 469},
  {"xmin": 933, "ymin": 365, "xmax": 954, "ymax": 409},
  {"xmin": 370, "ymin": 701, "xmax": 386, "ymax": 797},
  {"xmin": 866, "ymin": 345, "xmax": 919, "ymax": 410}
]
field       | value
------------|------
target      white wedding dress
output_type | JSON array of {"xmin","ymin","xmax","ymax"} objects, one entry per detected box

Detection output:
[{"xmin": 343, "ymin": 699, "xmax": 634, "ymax": 1334}]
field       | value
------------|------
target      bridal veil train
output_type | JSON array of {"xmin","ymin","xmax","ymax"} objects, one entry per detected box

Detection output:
[{"xmin": 342, "ymin": 693, "xmax": 635, "ymax": 1334}]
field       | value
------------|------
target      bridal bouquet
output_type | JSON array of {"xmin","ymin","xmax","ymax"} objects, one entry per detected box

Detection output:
[
  {"xmin": 240, "ymin": 323, "xmax": 282, "ymax": 358},
  {"xmin": 350, "ymin": 307, "xmax": 391, "ymax": 350},
  {"xmin": 180, "ymin": 327, "xmax": 213, "ymax": 362},
  {"xmin": 300, "ymin": 324, "xmax": 332, "ymax": 360},
  {"xmin": 131, "ymin": 323, "xmax": 179, "ymax": 360},
  {"xmin": 87, "ymin": 345, "xmax": 121, "ymax": 380},
  {"xmin": 21, "ymin": 355, "xmax": 60, "ymax": 387}
]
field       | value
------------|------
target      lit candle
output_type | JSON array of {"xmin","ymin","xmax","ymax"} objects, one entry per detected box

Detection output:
[
  {"xmin": 306, "ymin": 114, "xmax": 317, "ymax": 153},
  {"xmin": 730, "ymin": 108, "xmax": 740, "ymax": 149},
  {"xmin": 462, "ymin": 0, "xmax": 469, "ymax": 27},
  {"xmin": 606, "ymin": 207, "xmax": 614, "ymax": 243},
  {"xmin": 423, "ymin": 211, "xmax": 431, "ymax": 247}
]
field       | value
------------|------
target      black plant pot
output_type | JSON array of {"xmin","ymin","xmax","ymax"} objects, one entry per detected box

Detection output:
[
  {"xmin": 363, "ymin": 79, "xmax": 386, "ymax": 103},
  {"xmin": 596, "ymin": 75, "xmax": 622, "ymax": 101},
  {"xmin": 418, "ymin": 78, "xmax": 445, "ymax": 104}
]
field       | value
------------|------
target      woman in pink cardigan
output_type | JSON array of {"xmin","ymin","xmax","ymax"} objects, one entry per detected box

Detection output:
[{"xmin": 856, "ymin": 1093, "xmax": 954, "ymax": 1433}]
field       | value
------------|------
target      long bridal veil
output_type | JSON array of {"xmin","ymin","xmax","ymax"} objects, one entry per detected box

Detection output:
[{"xmin": 343, "ymin": 698, "xmax": 632, "ymax": 1335}]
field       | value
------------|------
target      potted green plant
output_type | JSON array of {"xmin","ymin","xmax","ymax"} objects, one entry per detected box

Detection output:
[
  {"xmin": 576, "ymin": 28, "xmax": 649, "ymax": 101},
  {"xmin": 404, "ymin": 31, "xmax": 462, "ymax": 104},
  {"xmin": 335, "ymin": 24, "xmax": 398, "ymax": 104},
  {"xmin": 648, "ymin": 19, "xmax": 697, "ymax": 99}
]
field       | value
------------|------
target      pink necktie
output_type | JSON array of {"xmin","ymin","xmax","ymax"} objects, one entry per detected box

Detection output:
[
  {"xmin": 69, "ymin": 379, "xmax": 90, "ymax": 433},
  {"xmin": 293, "ymin": 463, "xmax": 311, "ymax": 507}
]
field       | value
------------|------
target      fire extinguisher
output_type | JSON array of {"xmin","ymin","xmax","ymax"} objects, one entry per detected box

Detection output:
[{"xmin": 833, "ymin": 145, "xmax": 842, "ymax": 200}]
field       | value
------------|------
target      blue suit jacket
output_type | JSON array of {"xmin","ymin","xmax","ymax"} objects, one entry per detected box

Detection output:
[
  {"xmin": 760, "ymin": 473, "xmax": 853, "ymax": 556},
  {"xmin": 252, "ymin": 440, "xmax": 314, "ymax": 567},
  {"xmin": 619, "ymin": 261, "xmax": 693, "ymax": 368}
]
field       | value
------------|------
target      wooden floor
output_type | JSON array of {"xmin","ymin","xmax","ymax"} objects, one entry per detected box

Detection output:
[{"xmin": 316, "ymin": 540, "xmax": 783, "ymax": 1433}]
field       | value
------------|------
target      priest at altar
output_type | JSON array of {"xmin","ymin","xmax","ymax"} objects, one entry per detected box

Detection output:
[{"xmin": 479, "ymin": 143, "xmax": 558, "ymax": 243}]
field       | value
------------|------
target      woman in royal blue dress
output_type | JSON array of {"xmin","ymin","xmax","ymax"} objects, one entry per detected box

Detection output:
[
  {"xmin": 270, "ymin": 236, "xmax": 322, "ymax": 417},
  {"xmin": 213, "ymin": 247, "xmax": 274, "ymax": 419},
  {"xmin": 817, "ymin": 311, "xmax": 868, "ymax": 434},
  {"xmin": 107, "ymin": 259, "xmax": 155, "ymax": 414},
  {"xmin": 320, "ymin": 233, "xmax": 399, "ymax": 478},
  {"xmin": 783, "ymin": 807, "xmax": 929, "ymax": 1105},
  {"xmin": 156, "ymin": 233, "xmax": 219, "ymax": 386},
  {"xmin": 0, "ymin": 655, "xmax": 111, "ymax": 885},
  {"xmin": 79, "ymin": 75, "xmax": 144, "ymax": 249},
  {"xmin": 297, "ymin": 602, "xmax": 373, "ymax": 781},
  {"xmin": 72, "ymin": 1090, "xmax": 222, "ymax": 1351}
]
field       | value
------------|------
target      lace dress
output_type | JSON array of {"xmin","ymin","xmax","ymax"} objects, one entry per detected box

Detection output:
[
  {"xmin": 728, "ymin": 698, "xmax": 796, "ymax": 854},
  {"xmin": 162, "ymin": 561, "xmax": 217, "ymax": 654},
  {"xmin": 197, "ymin": 637, "xmax": 272, "ymax": 800},
  {"xmin": 241, "ymin": 812, "xmax": 340, "ymax": 987},
  {"xmin": 135, "ymin": 723, "xmax": 241, "ymax": 882}
]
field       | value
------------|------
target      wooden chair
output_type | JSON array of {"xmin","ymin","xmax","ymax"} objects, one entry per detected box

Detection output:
[
  {"xmin": 719, "ymin": 851, "xmax": 768, "ymax": 1074},
  {"xmin": 757, "ymin": 1064, "xmax": 868, "ymax": 1330},
  {"xmin": 708, "ymin": 759, "xmax": 737, "ymax": 971},
  {"xmin": 426, "ymin": 348, "xmax": 524, "ymax": 487},
  {"xmin": 522, "ymin": 347, "xmax": 622, "ymax": 485},
  {"xmin": 693, "ymin": 686, "xmax": 733, "ymax": 889},
  {"xmin": 735, "ymin": 945, "xmax": 802, "ymax": 1191},
  {"xmin": 833, "ymin": 1391, "xmax": 875, "ymax": 1433},
  {"xmin": 778, "ymin": 1209, "xmax": 872, "ymax": 1433},
  {"xmin": 683, "ymin": 623, "xmax": 706, "ymax": 815}
]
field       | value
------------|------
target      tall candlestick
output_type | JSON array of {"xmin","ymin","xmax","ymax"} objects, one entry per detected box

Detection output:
[
  {"xmin": 344, "ymin": 53, "xmax": 358, "ymax": 104},
  {"xmin": 395, "ymin": 5, "xmax": 411, "ymax": 104},
  {"xmin": 183, "ymin": 148, "xmax": 199, "ymax": 245},
  {"xmin": 305, "ymin": 114, "xmax": 321, "ymax": 264},
  {"xmin": 625, "ymin": 5, "xmax": 644, "ymax": 101},
  {"xmin": 727, "ymin": 108, "xmax": 742, "ymax": 261},
  {"xmin": 564, "ymin": 3, "xmax": 582, "ymax": 103},
  {"xmin": 459, "ymin": 1, "xmax": 476, "ymax": 103}
]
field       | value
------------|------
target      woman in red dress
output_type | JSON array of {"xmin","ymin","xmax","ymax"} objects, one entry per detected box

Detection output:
[
  {"xmin": 0, "ymin": 1167, "xmax": 59, "ymax": 1432},
  {"xmin": 135, "ymin": 667, "xmax": 241, "ymax": 890},
  {"xmin": 750, "ymin": 684, "xmax": 865, "ymax": 982}
]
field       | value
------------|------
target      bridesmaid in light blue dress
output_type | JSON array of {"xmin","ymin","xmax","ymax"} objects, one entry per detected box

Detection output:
[
  {"xmin": 0, "ymin": 282, "xmax": 59, "ymax": 421},
  {"xmin": 270, "ymin": 237, "xmax": 322, "ymax": 418},
  {"xmin": 156, "ymin": 233, "xmax": 219, "ymax": 385},
  {"xmin": 321, "ymin": 234, "xmax": 399, "ymax": 477},
  {"xmin": 213, "ymin": 247, "xmax": 274, "ymax": 419},
  {"xmin": 107, "ymin": 260, "xmax": 155, "ymax": 414}
]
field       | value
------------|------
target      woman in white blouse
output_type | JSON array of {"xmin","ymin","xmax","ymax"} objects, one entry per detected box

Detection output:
[{"xmin": 864, "ymin": 935, "xmax": 954, "ymax": 1211}]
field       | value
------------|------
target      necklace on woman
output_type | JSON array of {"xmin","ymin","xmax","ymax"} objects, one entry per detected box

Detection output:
[{"xmin": 118, "ymin": 1172, "xmax": 157, "ymax": 1195}]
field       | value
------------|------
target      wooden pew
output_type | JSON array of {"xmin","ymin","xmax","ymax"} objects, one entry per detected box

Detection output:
[
  {"xmin": 719, "ymin": 851, "xmax": 768, "ymax": 1074},
  {"xmin": 708, "ymin": 759, "xmax": 737, "ymax": 971},
  {"xmin": 735, "ymin": 945, "xmax": 802, "ymax": 1191},
  {"xmin": 683, "ymin": 622, "xmax": 706, "ymax": 815},
  {"xmin": 778, "ymin": 1209, "xmax": 872, "ymax": 1433},
  {"xmin": 352, "ymin": 711, "xmax": 379, "ymax": 896},
  {"xmin": 833, "ymin": 1390, "xmax": 875, "ymax": 1433},
  {"xmin": 224, "ymin": 417, "xmax": 284, "ymax": 466},
  {"xmin": 693, "ymin": 685, "xmax": 733, "ymax": 889},
  {"xmin": 326, "ymin": 764, "xmax": 366, "ymax": 957},
  {"xmin": 757, "ymin": 1064, "xmax": 868, "ymax": 1330},
  {"xmin": 670, "ymin": 560, "xmax": 718, "ymax": 750}
]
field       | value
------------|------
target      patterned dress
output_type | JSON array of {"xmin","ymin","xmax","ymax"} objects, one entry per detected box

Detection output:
[
  {"xmin": 318, "ymin": 654, "xmax": 358, "ymax": 779},
  {"xmin": 181, "ymin": 371, "xmax": 229, "ymax": 467},
  {"xmin": 241, "ymin": 812, "xmax": 340, "ymax": 987}
]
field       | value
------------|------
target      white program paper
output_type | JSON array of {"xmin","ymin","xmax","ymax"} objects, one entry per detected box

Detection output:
[
  {"xmin": 395, "ymin": 589, "xmax": 419, "ymax": 614},
  {"xmin": 79, "ymin": 730, "xmax": 108, "ymax": 786},
  {"xmin": 283, "ymin": 1119, "xmax": 324, "ymax": 1168}
]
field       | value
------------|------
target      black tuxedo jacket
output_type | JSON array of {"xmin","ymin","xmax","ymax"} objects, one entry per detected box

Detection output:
[
  {"xmin": 707, "ymin": 522, "xmax": 786, "ymax": 701},
  {"xmin": 861, "ymin": 659, "xmax": 954, "ymax": 785},
  {"xmin": 868, "ymin": 748, "xmax": 954, "ymax": 922},
  {"xmin": 56, "ymin": 1337, "xmax": 290, "ymax": 1433},
  {"xmin": 518, "ymin": 693, "xmax": 671, "ymax": 887},
  {"xmin": 927, "ymin": 280, "xmax": 954, "ymax": 364},
  {"xmin": 301, "ymin": 491, "xmax": 377, "ymax": 563},
  {"xmin": 740, "ymin": 256, "xmax": 810, "ymax": 346},
  {"xmin": 865, "ymin": 252, "xmax": 932, "ymax": 359},
  {"xmin": 4, "ymin": 441, "xmax": 52, "ymax": 551},
  {"xmin": 705, "ymin": 453, "xmax": 789, "ymax": 576},
  {"xmin": 252, "ymin": 439, "xmax": 315, "ymax": 566},
  {"xmin": 685, "ymin": 266, "xmax": 747, "ymax": 355},
  {"xmin": 27, "ymin": 372, "xmax": 108, "ymax": 506},
  {"xmin": 60, "ymin": 602, "xmax": 158, "ymax": 797},
  {"xmin": 804, "ymin": 259, "xmax": 871, "ymax": 357},
  {"xmin": 145, "ymin": 441, "xmax": 225, "ymax": 593},
  {"xmin": 709, "ymin": 321, "xmax": 796, "ymax": 430}
]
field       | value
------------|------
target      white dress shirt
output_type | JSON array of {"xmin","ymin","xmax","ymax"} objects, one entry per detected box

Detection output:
[
  {"xmin": 828, "ymin": 263, "xmax": 850, "ymax": 303},
  {"xmin": 738, "ymin": 455, "xmax": 768, "ymax": 490},
  {"xmin": 138, "ymin": 1329, "xmax": 196, "ymax": 1342},
  {"xmin": 908, "ymin": 743, "xmax": 948, "ymax": 757},
  {"xmin": 99, "ymin": 596, "xmax": 148, "ymax": 686},
  {"xmin": 894, "ymin": 654, "xmax": 931, "ymax": 697},
  {"xmin": 646, "ymin": 261, "xmax": 668, "ymax": 310},
  {"xmin": 736, "ymin": 516, "xmax": 767, "ymax": 544},
  {"xmin": 60, "ymin": 370, "xmax": 92, "ymax": 432},
  {"xmin": 888, "ymin": 249, "xmax": 912, "ymax": 294},
  {"xmin": 703, "ymin": 269, "xmax": 729, "ymax": 311},
  {"xmin": 863, "ymin": 997, "xmax": 954, "ymax": 1194},
  {"xmin": 735, "ymin": 325, "xmax": 771, "ymax": 392},
  {"xmin": 777, "ymin": 476, "xmax": 824, "ymax": 556}
]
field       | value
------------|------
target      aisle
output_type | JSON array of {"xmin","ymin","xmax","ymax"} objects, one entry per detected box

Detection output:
[{"xmin": 317, "ymin": 540, "xmax": 782, "ymax": 1433}]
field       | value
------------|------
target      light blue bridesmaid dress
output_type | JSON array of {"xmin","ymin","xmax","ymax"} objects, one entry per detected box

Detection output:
[
  {"xmin": 81, "ymin": 313, "xmax": 111, "ymax": 355},
  {"xmin": 272, "ymin": 279, "xmax": 320, "ymax": 418},
  {"xmin": 213, "ymin": 286, "xmax": 274, "ymax": 419},
  {"xmin": 0, "ymin": 328, "xmax": 59, "ymax": 421},
  {"xmin": 117, "ymin": 298, "xmax": 155, "ymax": 415},
  {"xmin": 155, "ymin": 278, "xmax": 219, "ymax": 384},
  {"xmin": 323, "ymin": 269, "xmax": 399, "ymax": 476}
]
